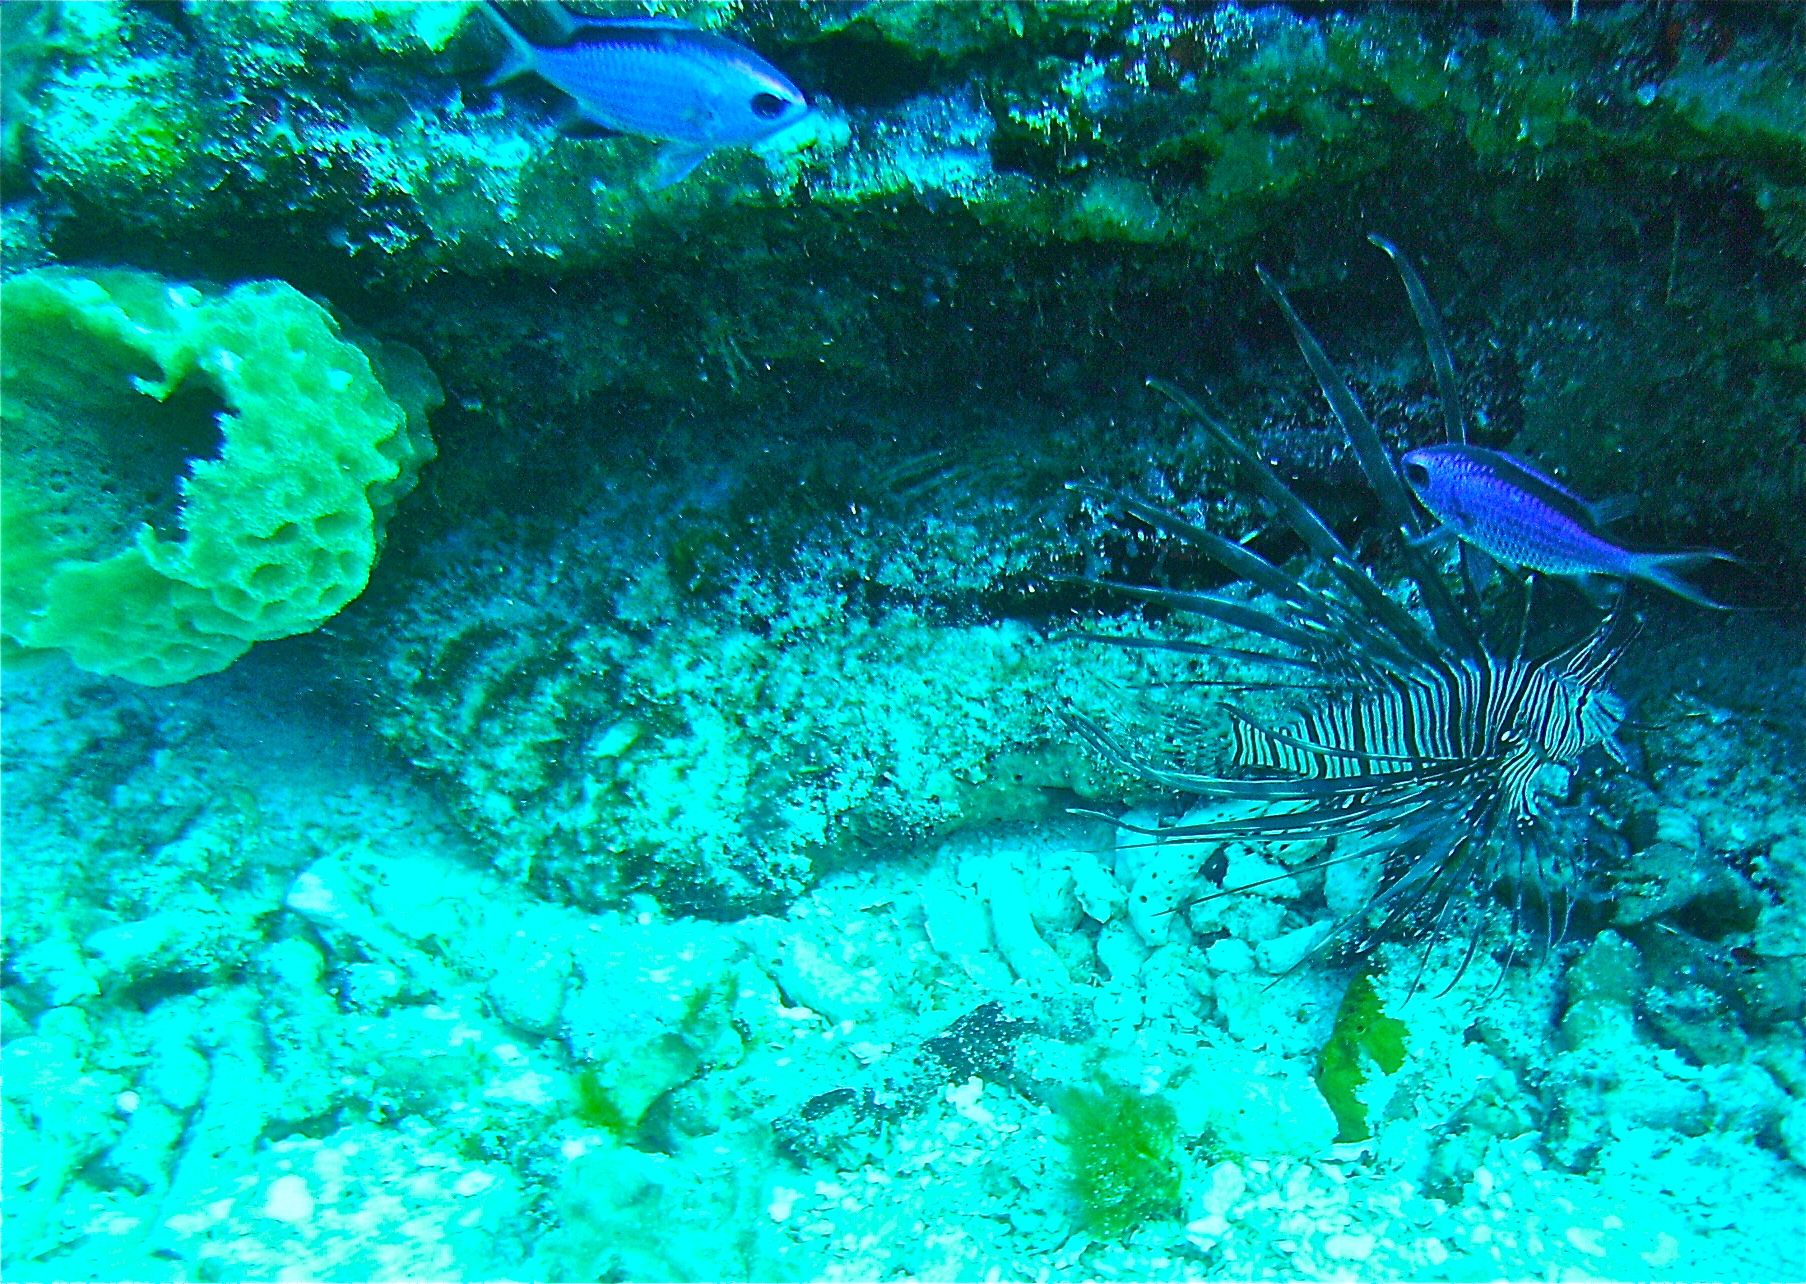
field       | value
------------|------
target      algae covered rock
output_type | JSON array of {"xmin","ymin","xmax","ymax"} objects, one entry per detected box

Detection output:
[
  {"xmin": 353, "ymin": 407, "xmax": 1178, "ymax": 914},
  {"xmin": 376, "ymin": 577, "xmax": 1137, "ymax": 913},
  {"xmin": 1, "ymin": 266, "xmax": 439, "ymax": 685}
]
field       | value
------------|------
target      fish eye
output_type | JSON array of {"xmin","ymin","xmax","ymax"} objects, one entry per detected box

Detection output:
[
  {"xmin": 1405, "ymin": 461, "xmax": 1430, "ymax": 486},
  {"xmin": 750, "ymin": 92, "xmax": 789, "ymax": 120}
]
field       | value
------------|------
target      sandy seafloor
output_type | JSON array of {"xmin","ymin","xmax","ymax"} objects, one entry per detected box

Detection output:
[{"xmin": 4, "ymin": 594, "xmax": 1805, "ymax": 1283}]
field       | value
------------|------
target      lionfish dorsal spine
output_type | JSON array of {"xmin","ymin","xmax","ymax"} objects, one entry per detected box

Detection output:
[{"xmin": 1253, "ymin": 265, "xmax": 1481, "ymax": 661}]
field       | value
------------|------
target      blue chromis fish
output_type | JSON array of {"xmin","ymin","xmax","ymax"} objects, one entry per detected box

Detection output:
[
  {"xmin": 1402, "ymin": 443, "xmax": 1736, "ymax": 608},
  {"xmin": 478, "ymin": 1, "xmax": 810, "ymax": 189}
]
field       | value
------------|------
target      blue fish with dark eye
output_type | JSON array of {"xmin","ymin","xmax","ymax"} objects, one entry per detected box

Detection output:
[
  {"xmin": 478, "ymin": 1, "xmax": 810, "ymax": 189},
  {"xmin": 1402, "ymin": 443, "xmax": 1736, "ymax": 608}
]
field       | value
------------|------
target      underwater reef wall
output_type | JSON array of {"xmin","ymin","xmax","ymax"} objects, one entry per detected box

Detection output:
[
  {"xmin": 5, "ymin": 2, "xmax": 1806, "ymax": 1281},
  {"xmin": 350, "ymin": 407, "xmax": 1218, "ymax": 912},
  {"xmin": 19, "ymin": 2, "xmax": 1806, "ymax": 275},
  {"xmin": 7, "ymin": 0, "xmax": 1804, "ymax": 559}
]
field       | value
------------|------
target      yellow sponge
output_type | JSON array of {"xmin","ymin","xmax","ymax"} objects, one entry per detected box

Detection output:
[{"xmin": 1, "ymin": 267, "xmax": 438, "ymax": 685}]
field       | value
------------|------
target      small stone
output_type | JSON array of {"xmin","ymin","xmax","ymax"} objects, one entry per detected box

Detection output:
[
  {"xmin": 488, "ymin": 953, "xmax": 568, "ymax": 1035},
  {"xmin": 1206, "ymin": 938, "xmax": 1256, "ymax": 975},
  {"xmin": 263, "ymin": 1174, "xmax": 314, "ymax": 1225},
  {"xmin": 1197, "ymin": 1160, "xmax": 1245, "ymax": 1218},
  {"xmin": 1095, "ymin": 917, "xmax": 1149, "ymax": 982},
  {"xmin": 1564, "ymin": 1225, "xmax": 1608, "ymax": 1258},
  {"xmin": 1323, "ymin": 1232, "xmax": 1375, "ymax": 1260},
  {"xmin": 1255, "ymin": 920, "xmax": 1331, "ymax": 975},
  {"xmin": 84, "ymin": 914, "xmax": 181, "ymax": 977},
  {"xmin": 1065, "ymin": 847, "xmax": 1125, "ymax": 923}
]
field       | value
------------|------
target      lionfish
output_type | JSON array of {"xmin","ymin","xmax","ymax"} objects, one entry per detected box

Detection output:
[{"xmin": 1071, "ymin": 237, "xmax": 1630, "ymax": 993}]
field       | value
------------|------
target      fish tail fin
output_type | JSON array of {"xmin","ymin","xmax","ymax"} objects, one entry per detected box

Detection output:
[
  {"xmin": 479, "ymin": 1, "xmax": 537, "ymax": 85},
  {"xmin": 1634, "ymin": 549, "xmax": 1741, "ymax": 610}
]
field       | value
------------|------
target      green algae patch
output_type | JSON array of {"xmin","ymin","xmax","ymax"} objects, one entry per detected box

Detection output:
[
  {"xmin": 1314, "ymin": 970, "xmax": 1409, "ymax": 1144},
  {"xmin": 1057, "ymin": 1077, "xmax": 1182, "ymax": 1240},
  {"xmin": 571, "ymin": 1063, "xmax": 642, "ymax": 1137}
]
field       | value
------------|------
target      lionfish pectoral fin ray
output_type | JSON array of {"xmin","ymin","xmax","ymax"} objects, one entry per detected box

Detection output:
[
  {"xmin": 1348, "ymin": 842, "xmax": 1476, "ymax": 997},
  {"xmin": 1063, "ymin": 575, "xmax": 1324, "ymax": 653},
  {"xmin": 1255, "ymin": 261, "xmax": 1480, "ymax": 658},
  {"xmin": 1145, "ymin": 381, "xmax": 1446, "ymax": 667},
  {"xmin": 1060, "ymin": 629, "xmax": 1322, "ymax": 673},
  {"xmin": 1074, "ymin": 485, "xmax": 1398, "ymax": 655},
  {"xmin": 1254, "ymin": 264, "xmax": 1425, "ymax": 543},
  {"xmin": 1160, "ymin": 794, "xmax": 1451, "ymax": 842},
  {"xmin": 1135, "ymin": 766, "xmax": 1468, "ymax": 803},
  {"xmin": 1432, "ymin": 920, "xmax": 1493, "ymax": 1000},
  {"xmin": 1147, "ymin": 380, "xmax": 1358, "ymax": 570},
  {"xmin": 1176, "ymin": 825, "xmax": 1468, "ymax": 913},
  {"xmin": 1069, "ymin": 482, "xmax": 1322, "ymax": 615}
]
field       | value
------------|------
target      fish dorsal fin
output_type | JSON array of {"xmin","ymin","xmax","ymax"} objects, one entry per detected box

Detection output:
[
  {"xmin": 573, "ymin": 16, "xmax": 699, "ymax": 30},
  {"xmin": 1487, "ymin": 447, "xmax": 1587, "ymax": 508},
  {"xmin": 564, "ymin": 6, "xmax": 701, "ymax": 35},
  {"xmin": 534, "ymin": 1, "xmax": 700, "ymax": 45},
  {"xmin": 1462, "ymin": 446, "xmax": 1603, "ymax": 533},
  {"xmin": 1586, "ymin": 493, "xmax": 1638, "ymax": 526},
  {"xmin": 536, "ymin": 0, "xmax": 581, "ymax": 40},
  {"xmin": 480, "ymin": 2, "xmax": 539, "ymax": 84}
]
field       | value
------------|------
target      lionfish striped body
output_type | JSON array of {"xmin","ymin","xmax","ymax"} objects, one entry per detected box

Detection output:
[
  {"xmin": 1073, "ymin": 238, "xmax": 1631, "ymax": 990},
  {"xmin": 1231, "ymin": 646, "xmax": 1624, "ymax": 823}
]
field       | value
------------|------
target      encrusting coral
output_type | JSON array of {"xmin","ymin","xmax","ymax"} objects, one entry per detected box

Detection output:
[{"xmin": 1, "ymin": 266, "xmax": 439, "ymax": 685}]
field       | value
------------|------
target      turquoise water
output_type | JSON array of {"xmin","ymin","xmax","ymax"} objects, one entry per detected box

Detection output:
[{"xmin": 5, "ymin": 3, "xmax": 1805, "ymax": 1281}]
